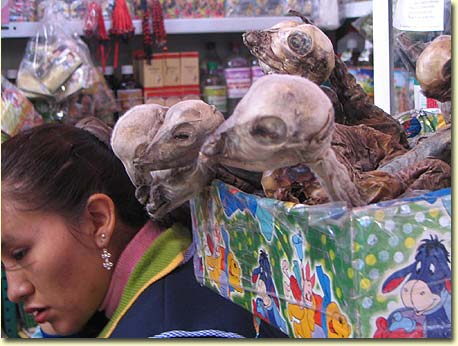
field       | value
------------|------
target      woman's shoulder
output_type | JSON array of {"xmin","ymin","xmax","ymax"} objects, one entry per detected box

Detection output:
[{"xmin": 106, "ymin": 258, "xmax": 287, "ymax": 338}]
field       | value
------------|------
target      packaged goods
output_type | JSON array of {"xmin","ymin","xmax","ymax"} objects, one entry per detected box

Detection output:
[
  {"xmin": 1, "ymin": 76, "xmax": 43, "ymax": 141},
  {"xmin": 16, "ymin": 4, "xmax": 116, "ymax": 125}
]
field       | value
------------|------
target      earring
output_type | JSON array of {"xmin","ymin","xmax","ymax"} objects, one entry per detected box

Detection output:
[{"xmin": 101, "ymin": 248, "xmax": 113, "ymax": 271}]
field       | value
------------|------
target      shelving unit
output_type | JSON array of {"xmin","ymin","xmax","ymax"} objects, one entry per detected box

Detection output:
[{"xmin": 1, "ymin": 1, "xmax": 373, "ymax": 38}]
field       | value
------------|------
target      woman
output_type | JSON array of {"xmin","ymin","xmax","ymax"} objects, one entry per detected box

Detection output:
[{"xmin": 1, "ymin": 120, "xmax": 287, "ymax": 338}]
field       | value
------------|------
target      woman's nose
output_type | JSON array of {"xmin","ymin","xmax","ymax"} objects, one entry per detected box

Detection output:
[{"xmin": 6, "ymin": 271, "xmax": 34, "ymax": 303}]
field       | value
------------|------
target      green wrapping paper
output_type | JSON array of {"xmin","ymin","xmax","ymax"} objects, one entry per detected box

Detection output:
[{"xmin": 190, "ymin": 180, "xmax": 451, "ymax": 338}]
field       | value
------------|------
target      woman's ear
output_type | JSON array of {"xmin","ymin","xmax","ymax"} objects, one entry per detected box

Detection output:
[{"xmin": 85, "ymin": 193, "xmax": 116, "ymax": 249}]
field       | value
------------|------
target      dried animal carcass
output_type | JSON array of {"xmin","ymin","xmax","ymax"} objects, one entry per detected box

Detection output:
[
  {"xmin": 124, "ymin": 100, "xmax": 258, "ymax": 220},
  {"xmin": 243, "ymin": 19, "xmax": 335, "ymax": 85},
  {"xmin": 134, "ymin": 100, "xmax": 225, "ymax": 170},
  {"xmin": 111, "ymin": 103, "xmax": 168, "ymax": 204},
  {"xmin": 201, "ymin": 74, "xmax": 365, "ymax": 207},
  {"xmin": 243, "ymin": 18, "xmax": 409, "ymax": 148},
  {"xmin": 416, "ymin": 35, "xmax": 451, "ymax": 103}
]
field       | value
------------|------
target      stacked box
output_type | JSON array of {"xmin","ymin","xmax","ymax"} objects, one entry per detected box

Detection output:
[
  {"xmin": 190, "ymin": 181, "xmax": 451, "ymax": 338},
  {"xmin": 138, "ymin": 51, "xmax": 200, "ymax": 106}
]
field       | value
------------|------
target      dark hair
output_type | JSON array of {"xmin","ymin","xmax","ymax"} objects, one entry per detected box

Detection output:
[{"xmin": 1, "ymin": 121, "xmax": 148, "ymax": 229}]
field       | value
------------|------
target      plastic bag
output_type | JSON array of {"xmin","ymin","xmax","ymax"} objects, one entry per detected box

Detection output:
[
  {"xmin": 17, "ymin": 4, "xmax": 93, "ymax": 101},
  {"xmin": 16, "ymin": 1, "xmax": 117, "ymax": 125},
  {"xmin": 1, "ymin": 76, "xmax": 43, "ymax": 141}
]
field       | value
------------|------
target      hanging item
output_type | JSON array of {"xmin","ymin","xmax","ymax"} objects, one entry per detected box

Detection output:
[
  {"xmin": 141, "ymin": 0, "xmax": 153, "ymax": 62},
  {"xmin": 151, "ymin": 0, "xmax": 167, "ymax": 51},
  {"xmin": 83, "ymin": 0, "xmax": 110, "ymax": 72},
  {"xmin": 110, "ymin": 0, "xmax": 135, "ymax": 69}
]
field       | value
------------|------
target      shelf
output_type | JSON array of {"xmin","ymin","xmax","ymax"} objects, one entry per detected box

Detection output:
[
  {"xmin": 1, "ymin": 17, "xmax": 304, "ymax": 38},
  {"xmin": 1, "ymin": 3, "xmax": 373, "ymax": 39},
  {"xmin": 343, "ymin": 1, "xmax": 372, "ymax": 18}
]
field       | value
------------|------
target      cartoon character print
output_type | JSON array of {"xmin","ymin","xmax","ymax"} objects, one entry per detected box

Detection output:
[
  {"xmin": 282, "ymin": 233, "xmax": 351, "ymax": 338},
  {"xmin": 252, "ymin": 249, "xmax": 288, "ymax": 334},
  {"xmin": 204, "ymin": 224, "xmax": 242, "ymax": 298},
  {"xmin": 374, "ymin": 235, "xmax": 451, "ymax": 338}
]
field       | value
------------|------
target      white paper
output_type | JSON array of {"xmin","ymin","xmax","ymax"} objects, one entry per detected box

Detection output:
[{"xmin": 393, "ymin": 0, "xmax": 445, "ymax": 31}]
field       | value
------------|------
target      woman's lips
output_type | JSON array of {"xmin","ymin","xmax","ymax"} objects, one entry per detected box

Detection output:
[{"xmin": 26, "ymin": 308, "xmax": 50, "ymax": 324}]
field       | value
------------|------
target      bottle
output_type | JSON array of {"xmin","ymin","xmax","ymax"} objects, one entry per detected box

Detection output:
[
  {"xmin": 103, "ymin": 65, "xmax": 118, "ymax": 92},
  {"xmin": 224, "ymin": 41, "xmax": 251, "ymax": 115},
  {"xmin": 6, "ymin": 69, "xmax": 18, "ymax": 85},
  {"xmin": 200, "ymin": 41, "xmax": 223, "ymax": 81},
  {"xmin": 358, "ymin": 40, "xmax": 373, "ymax": 68},
  {"xmin": 340, "ymin": 38, "xmax": 359, "ymax": 67},
  {"xmin": 202, "ymin": 61, "xmax": 228, "ymax": 117},
  {"xmin": 117, "ymin": 65, "xmax": 143, "ymax": 115},
  {"xmin": 250, "ymin": 58, "xmax": 265, "ymax": 84}
]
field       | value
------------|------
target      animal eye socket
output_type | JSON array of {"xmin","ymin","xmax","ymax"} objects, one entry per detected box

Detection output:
[
  {"xmin": 287, "ymin": 31, "xmax": 312, "ymax": 55},
  {"xmin": 250, "ymin": 116, "xmax": 287, "ymax": 145},
  {"xmin": 171, "ymin": 123, "xmax": 196, "ymax": 144},
  {"xmin": 174, "ymin": 133, "xmax": 190, "ymax": 140}
]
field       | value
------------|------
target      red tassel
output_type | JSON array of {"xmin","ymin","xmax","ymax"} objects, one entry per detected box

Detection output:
[
  {"xmin": 110, "ymin": 0, "xmax": 135, "ymax": 38},
  {"xmin": 110, "ymin": 0, "xmax": 135, "ymax": 70},
  {"xmin": 152, "ymin": 0, "xmax": 167, "ymax": 51}
]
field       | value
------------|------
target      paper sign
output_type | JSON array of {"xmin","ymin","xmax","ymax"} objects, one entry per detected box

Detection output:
[{"xmin": 393, "ymin": 0, "xmax": 445, "ymax": 31}]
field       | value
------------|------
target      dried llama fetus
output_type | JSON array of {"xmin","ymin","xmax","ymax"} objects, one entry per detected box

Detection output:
[
  {"xmin": 244, "ymin": 17, "xmax": 409, "ymax": 148},
  {"xmin": 243, "ymin": 19, "xmax": 335, "ymax": 84},
  {"xmin": 201, "ymin": 74, "xmax": 364, "ymax": 207},
  {"xmin": 134, "ymin": 100, "xmax": 225, "ymax": 170},
  {"xmin": 111, "ymin": 103, "xmax": 168, "ymax": 203},
  {"xmin": 416, "ymin": 35, "xmax": 451, "ymax": 102}
]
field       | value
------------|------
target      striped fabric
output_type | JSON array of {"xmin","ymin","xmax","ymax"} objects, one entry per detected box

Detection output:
[
  {"xmin": 182, "ymin": 243, "xmax": 196, "ymax": 264},
  {"xmin": 150, "ymin": 329, "xmax": 246, "ymax": 338}
]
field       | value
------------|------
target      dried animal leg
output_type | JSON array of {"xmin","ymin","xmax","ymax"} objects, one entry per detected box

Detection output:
[
  {"xmin": 378, "ymin": 125, "xmax": 451, "ymax": 174},
  {"xmin": 395, "ymin": 158, "xmax": 451, "ymax": 193}
]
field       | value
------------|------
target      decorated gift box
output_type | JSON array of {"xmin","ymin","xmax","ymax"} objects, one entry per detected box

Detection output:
[{"xmin": 190, "ymin": 180, "xmax": 451, "ymax": 338}]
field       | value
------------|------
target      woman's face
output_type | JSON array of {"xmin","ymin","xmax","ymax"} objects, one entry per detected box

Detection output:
[{"xmin": 1, "ymin": 200, "xmax": 112, "ymax": 336}]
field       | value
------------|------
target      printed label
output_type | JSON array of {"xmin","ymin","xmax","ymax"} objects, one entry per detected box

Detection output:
[
  {"xmin": 203, "ymin": 85, "xmax": 227, "ymax": 113},
  {"xmin": 251, "ymin": 66, "xmax": 265, "ymax": 83},
  {"xmin": 117, "ymin": 89, "xmax": 143, "ymax": 113},
  {"xmin": 224, "ymin": 67, "xmax": 251, "ymax": 99}
]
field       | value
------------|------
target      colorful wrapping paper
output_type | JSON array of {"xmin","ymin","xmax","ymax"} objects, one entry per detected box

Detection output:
[{"xmin": 191, "ymin": 180, "xmax": 451, "ymax": 338}]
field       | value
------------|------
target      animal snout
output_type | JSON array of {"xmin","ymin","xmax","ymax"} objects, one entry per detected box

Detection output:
[
  {"xmin": 201, "ymin": 133, "xmax": 223, "ymax": 157},
  {"xmin": 243, "ymin": 31, "xmax": 262, "ymax": 47}
]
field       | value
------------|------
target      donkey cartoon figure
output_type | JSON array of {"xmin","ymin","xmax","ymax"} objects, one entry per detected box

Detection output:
[{"xmin": 375, "ymin": 235, "xmax": 451, "ymax": 338}]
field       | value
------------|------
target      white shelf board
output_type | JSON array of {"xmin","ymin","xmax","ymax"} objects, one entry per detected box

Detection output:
[
  {"xmin": 343, "ymin": 1, "xmax": 372, "ymax": 18},
  {"xmin": 1, "ymin": 17, "xmax": 302, "ymax": 38},
  {"xmin": 1, "ymin": 3, "xmax": 373, "ymax": 39}
]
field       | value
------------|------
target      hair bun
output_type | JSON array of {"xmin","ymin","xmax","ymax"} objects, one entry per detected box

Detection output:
[{"xmin": 75, "ymin": 117, "xmax": 112, "ymax": 147}]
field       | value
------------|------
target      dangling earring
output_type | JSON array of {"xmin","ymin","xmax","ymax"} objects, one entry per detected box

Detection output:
[{"xmin": 101, "ymin": 248, "xmax": 113, "ymax": 271}]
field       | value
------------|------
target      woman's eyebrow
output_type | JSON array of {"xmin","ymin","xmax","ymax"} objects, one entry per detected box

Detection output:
[{"xmin": 1, "ymin": 234, "xmax": 18, "ymax": 250}]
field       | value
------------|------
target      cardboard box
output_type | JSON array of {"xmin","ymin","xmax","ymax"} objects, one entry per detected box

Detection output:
[
  {"xmin": 135, "ymin": 53, "xmax": 165, "ymax": 88},
  {"xmin": 162, "ymin": 52, "xmax": 181, "ymax": 87},
  {"xmin": 144, "ymin": 85, "xmax": 201, "ymax": 106},
  {"xmin": 191, "ymin": 182, "xmax": 451, "ymax": 338},
  {"xmin": 180, "ymin": 51, "xmax": 200, "ymax": 86}
]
